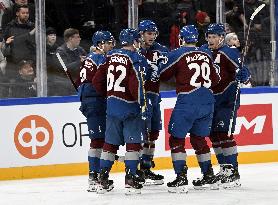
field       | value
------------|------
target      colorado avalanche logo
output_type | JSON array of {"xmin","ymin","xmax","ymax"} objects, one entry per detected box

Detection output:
[{"xmin": 217, "ymin": 121, "xmax": 225, "ymax": 128}]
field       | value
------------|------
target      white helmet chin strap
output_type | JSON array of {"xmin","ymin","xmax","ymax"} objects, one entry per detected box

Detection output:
[
  {"xmin": 97, "ymin": 43, "xmax": 105, "ymax": 53},
  {"xmin": 140, "ymin": 34, "xmax": 146, "ymax": 46},
  {"xmin": 217, "ymin": 36, "xmax": 225, "ymax": 48},
  {"xmin": 133, "ymin": 41, "xmax": 141, "ymax": 51}
]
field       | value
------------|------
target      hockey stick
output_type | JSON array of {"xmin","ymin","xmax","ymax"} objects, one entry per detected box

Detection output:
[
  {"xmin": 139, "ymin": 65, "xmax": 152, "ymax": 151},
  {"xmin": 228, "ymin": 4, "xmax": 265, "ymax": 137},
  {"xmin": 56, "ymin": 53, "xmax": 128, "ymax": 162},
  {"xmin": 140, "ymin": 66, "xmax": 148, "ymax": 122},
  {"xmin": 56, "ymin": 52, "xmax": 78, "ymax": 92},
  {"xmin": 242, "ymin": 3, "xmax": 266, "ymax": 65}
]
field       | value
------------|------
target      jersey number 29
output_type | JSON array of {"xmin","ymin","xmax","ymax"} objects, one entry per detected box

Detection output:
[{"xmin": 188, "ymin": 62, "xmax": 211, "ymax": 88}]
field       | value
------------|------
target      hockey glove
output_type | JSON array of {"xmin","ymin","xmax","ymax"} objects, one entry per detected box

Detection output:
[
  {"xmin": 236, "ymin": 66, "xmax": 250, "ymax": 83},
  {"xmin": 147, "ymin": 62, "xmax": 159, "ymax": 82},
  {"xmin": 151, "ymin": 65, "xmax": 159, "ymax": 82}
]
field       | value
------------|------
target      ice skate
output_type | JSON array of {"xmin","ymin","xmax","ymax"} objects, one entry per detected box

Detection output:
[
  {"xmin": 220, "ymin": 164, "xmax": 241, "ymax": 189},
  {"xmin": 167, "ymin": 167, "xmax": 188, "ymax": 193},
  {"xmin": 96, "ymin": 168, "xmax": 114, "ymax": 194},
  {"xmin": 140, "ymin": 162, "xmax": 164, "ymax": 185},
  {"xmin": 212, "ymin": 164, "xmax": 226, "ymax": 186},
  {"xmin": 136, "ymin": 169, "xmax": 146, "ymax": 185},
  {"xmin": 125, "ymin": 169, "xmax": 143, "ymax": 195},
  {"xmin": 87, "ymin": 171, "xmax": 99, "ymax": 192},
  {"xmin": 193, "ymin": 167, "xmax": 219, "ymax": 190}
]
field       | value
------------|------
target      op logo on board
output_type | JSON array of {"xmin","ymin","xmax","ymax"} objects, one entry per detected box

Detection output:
[{"xmin": 14, "ymin": 115, "xmax": 54, "ymax": 159}]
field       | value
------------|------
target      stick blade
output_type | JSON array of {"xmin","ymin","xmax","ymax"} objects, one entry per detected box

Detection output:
[{"xmin": 250, "ymin": 4, "xmax": 265, "ymax": 20}]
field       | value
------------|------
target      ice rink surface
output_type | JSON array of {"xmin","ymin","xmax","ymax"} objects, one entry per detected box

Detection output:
[{"xmin": 1, "ymin": 162, "xmax": 278, "ymax": 205}]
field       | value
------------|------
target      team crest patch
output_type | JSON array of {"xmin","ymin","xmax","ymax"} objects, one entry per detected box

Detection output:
[{"xmin": 217, "ymin": 121, "xmax": 225, "ymax": 127}]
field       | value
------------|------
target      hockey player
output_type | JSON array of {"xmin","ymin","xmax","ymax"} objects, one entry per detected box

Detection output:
[
  {"xmin": 137, "ymin": 20, "xmax": 169, "ymax": 185},
  {"xmin": 92, "ymin": 28, "xmax": 149, "ymax": 195},
  {"xmin": 77, "ymin": 30, "xmax": 115, "ymax": 192},
  {"xmin": 194, "ymin": 23, "xmax": 250, "ymax": 189},
  {"xmin": 159, "ymin": 25, "xmax": 221, "ymax": 193}
]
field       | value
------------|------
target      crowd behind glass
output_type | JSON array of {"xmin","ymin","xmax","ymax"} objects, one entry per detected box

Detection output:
[{"xmin": 0, "ymin": 0, "xmax": 271, "ymax": 98}]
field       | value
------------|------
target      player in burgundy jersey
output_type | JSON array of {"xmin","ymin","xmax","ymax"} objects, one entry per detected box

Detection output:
[
  {"xmin": 159, "ymin": 25, "xmax": 221, "ymax": 193},
  {"xmin": 92, "ymin": 28, "xmax": 149, "ymax": 195},
  {"xmin": 196, "ymin": 23, "xmax": 250, "ymax": 189},
  {"xmin": 137, "ymin": 20, "xmax": 169, "ymax": 185},
  {"xmin": 77, "ymin": 30, "xmax": 115, "ymax": 192}
]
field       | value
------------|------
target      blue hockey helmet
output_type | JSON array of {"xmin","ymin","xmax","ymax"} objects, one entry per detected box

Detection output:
[
  {"xmin": 102, "ymin": 31, "xmax": 115, "ymax": 43},
  {"xmin": 138, "ymin": 20, "xmax": 158, "ymax": 33},
  {"xmin": 92, "ymin": 31, "xmax": 106, "ymax": 47},
  {"xmin": 179, "ymin": 25, "xmax": 199, "ymax": 43},
  {"xmin": 206, "ymin": 23, "xmax": 225, "ymax": 37},
  {"xmin": 119, "ymin": 28, "xmax": 139, "ymax": 45}
]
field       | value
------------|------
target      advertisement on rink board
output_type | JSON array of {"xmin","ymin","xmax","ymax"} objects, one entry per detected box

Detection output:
[
  {"xmin": 164, "ymin": 103, "xmax": 273, "ymax": 150},
  {"xmin": 0, "ymin": 89, "xmax": 278, "ymax": 171}
]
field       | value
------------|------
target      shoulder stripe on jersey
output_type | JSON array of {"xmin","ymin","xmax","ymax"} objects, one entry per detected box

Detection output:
[
  {"xmin": 86, "ymin": 57, "xmax": 98, "ymax": 68},
  {"xmin": 218, "ymin": 50, "xmax": 240, "ymax": 69}
]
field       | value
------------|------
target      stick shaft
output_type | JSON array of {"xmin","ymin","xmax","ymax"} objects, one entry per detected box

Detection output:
[
  {"xmin": 56, "ymin": 53, "xmax": 78, "ymax": 92},
  {"xmin": 228, "ymin": 4, "xmax": 265, "ymax": 136}
]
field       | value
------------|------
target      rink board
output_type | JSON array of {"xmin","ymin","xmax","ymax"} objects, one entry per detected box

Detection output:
[{"xmin": 1, "ymin": 87, "xmax": 278, "ymax": 180}]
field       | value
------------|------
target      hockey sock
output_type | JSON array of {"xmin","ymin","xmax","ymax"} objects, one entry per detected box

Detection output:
[
  {"xmin": 169, "ymin": 135, "xmax": 186, "ymax": 174},
  {"xmin": 140, "ymin": 130, "xmax": 158, "ymax": 169},
  {"xmin": 190, "ymin": 135, "xmax": 212, "ymax": 174},
  {"xmin": 218, "ymin": 132, "xmax": 238, "ymax": 168},
  {"xmin": 88, "ymin": 138, "xmax": 104, "ymax": 172},
  {"xmin": 125, "ymin": 144, "xmax": 142, "ymax": 174},
  {"xmin": 209, "ymin": 132, "xmax": 226, "ymax": 164},
  {"xmin": 99, "ymin": 143, "xmax": 119, "ymax": 171},
  {"xmin": 141, "ymin": 142, "xmax": 155, "ymax": 169}
]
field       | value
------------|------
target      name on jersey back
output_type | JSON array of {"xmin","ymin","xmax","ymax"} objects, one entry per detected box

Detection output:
[
  {"xmin": 109, "ymin": 56, "xmax": 128, "ymax": 65},
  {"xmin": 185, "ymin": 53, "xmax": 209, "ymax": 63}
]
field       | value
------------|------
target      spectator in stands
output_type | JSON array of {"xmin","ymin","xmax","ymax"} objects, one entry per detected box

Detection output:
[
  {"xmin": 2, "ymin": 4, "xmax": 35, "ymax": 77},
  {"xmin": 46, "ymin": 27, "xmax": 58, "ymax": 72},
  {"xmin": 194, "ymin": 0, "xmax": 216, "ymax": 22},
  {"xmin": 1, "ymin": 0, "xmax": 35, "ymax": 31},
  {"xmin": 225, "ymin": 22, "xmax": 234, "ymax": 34},
  {"xmin": 0, "ymin": 36, "xmax": 7, "ymax": 76},
  {"xmin": 244, "ymin": 0, "xmax": 264, "ymax": 32},
  {"xmin": 225, "ymin": 32, "xmax": 241, "ymax": 49},
  {"xmin": 0, "ymin": 75, "xmax": 9, "ymax": 98},
  {"xmin": 0, "ymin": 0, "xmax": 13, "ymax": 30},
  {"xmin": 8, "ymin": 59, "xmax": 36, "ymax": 98},
  {"xmin": 175, "ymin": 0, "xmax": 197, "ymax": 24},
  {"xmin": 169, "ymin": 10, "xmax": 188, "ymax": 50},
  {"xmin": 225, "ymin": 0, "xmax": 245, "ymax": 33},
  {"xmin": 225, "ymin": 32, "xmax": 252, "ymax": 88},
  {"xmin": 0, "ymin": 35, "xmax": 8, "ymax": 98},
  {"xmin": 56, "ymin": 28, "xmax": 86, "ymax": 95},
  {"xmin": 45, "ymin": 27, "xmax": 61, "ymax": 96},
  {"xmin": 56, "ymin": 28, "xmax": 87, "ymax": 79},
  {"xmin": 195, "ymin": 11, "xmax": 210, "ymax": 47}
]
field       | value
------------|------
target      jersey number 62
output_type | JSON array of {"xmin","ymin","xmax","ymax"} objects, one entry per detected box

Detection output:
[{"xmin": 107, "ymin": 65, "xmax": 126, "ymax": 92}]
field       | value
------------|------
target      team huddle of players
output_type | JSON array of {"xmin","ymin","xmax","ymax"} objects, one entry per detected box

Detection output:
[{"xmin": 76, "ymin": 20, "xmax": 250, "ymax": 195}]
